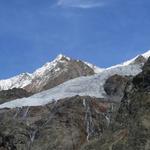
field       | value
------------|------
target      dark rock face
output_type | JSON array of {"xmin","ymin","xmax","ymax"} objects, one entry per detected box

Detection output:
[
  {"xmin": 104, "ymin": 74, "xmax": 131, "ymax": 102},
  {"xmin": 0, "ymin": 134, "xmax": 17, "ymax": 150},
  {"xmin": 82, "ymin": 57, "xmax": 150, "ymax": 150},
  {"xmin": 0, "ymin": 88, "xmax": 32, "ymax": 104},
  {"xmin": 133, "ymin": 57, "xmax": 150, "ymax": 91},
  {"xmin": 24, "ymin": 58, "xmax": 95, "ymax": 93},
  {"xmin": 131, "ymin": 55, "xmax": 147, "ymax": 66},
  {"xmin": 0, "ymin": 96, "xmax": 117, "ymax": 150}
]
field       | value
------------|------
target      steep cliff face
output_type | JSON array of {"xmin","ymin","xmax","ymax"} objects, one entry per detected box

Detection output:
[
  {"xmin": 0, "ymin": 96, "xmax": 118, "ymax": 150},
  {"xmin": 104, "ymin": 74, "xmax": 131, "ymax": 102},
  {"xmin": 82, "ymin": 58, "xmax": 150, "ymax": 150}
]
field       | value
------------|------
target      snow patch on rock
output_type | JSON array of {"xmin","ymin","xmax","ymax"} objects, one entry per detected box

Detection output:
[{"xmin": 84, "ymin": 61, "xmax": 105, "ymax": 73}]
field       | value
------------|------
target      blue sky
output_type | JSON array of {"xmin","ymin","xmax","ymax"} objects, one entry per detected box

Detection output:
[{"xmin": 0, "ymin": 0, "xmax": 150, "ymax": 79}]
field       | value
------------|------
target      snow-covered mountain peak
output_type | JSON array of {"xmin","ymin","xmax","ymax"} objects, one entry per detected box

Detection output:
[
  {"xmin": 1, "ymin": 50, "xmax": 150, "ymax": 108},
  {"xmin": 33, "ymin": 57, "xmax": 62, "ymax": 77},
  {"xmin": 0, "ymin": 50, "xmax": 150, "ymax": 96},
  {"xmin": 122, "ymin": 50, "xmax": 150, "ymax": 66},
  {"xmin": 142, "ymin": 50, "xmax": 150, "ymax": 58},
  {"xmin": 0, "ymin": 72, "xmax": 32, "ymax": 91},
  {"xmin": 21, "ymin": 72, "xmax": 32, "ymax": 77},
  {"xmin": 107, "ymin": 50, "xmax": 150, "ymax": 70},
  {"xmin": 32, "ymin": 54, "xmax": 72, "ymax": 78},
  {"xmin": 56, "ymin": 54, "xmax": 71, "ymax": 61},
  {"xmin": 0, "ymin": 53, "xmax": 100, "ymax": 92},
  {"xmin": 0, "ymin": 57, "xmax": 143, "ymax": 108}
]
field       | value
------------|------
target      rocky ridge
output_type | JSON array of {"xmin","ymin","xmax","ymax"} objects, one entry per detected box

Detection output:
[{"xmin": 0, "ymin": 54, "xmax": 102, "ymax": 93}]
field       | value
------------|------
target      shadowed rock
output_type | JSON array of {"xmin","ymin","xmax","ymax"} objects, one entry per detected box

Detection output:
[{"xmin": 0, "ymin": 88, "xmax": 32, "ymax": 104}]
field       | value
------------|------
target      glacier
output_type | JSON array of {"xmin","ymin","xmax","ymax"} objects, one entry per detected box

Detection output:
[
  {"xmin": 0, "ymin": 62, "xmax": 143, "ymax": 108},
  {"xmin": 0, "ymin": 50, "xmax": 150, "ymax": 108}
]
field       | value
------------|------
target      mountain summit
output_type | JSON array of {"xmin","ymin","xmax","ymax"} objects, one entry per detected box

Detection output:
[{"xmin": 0, "ymin": 54, "xmax": 102, "ymax": 93}]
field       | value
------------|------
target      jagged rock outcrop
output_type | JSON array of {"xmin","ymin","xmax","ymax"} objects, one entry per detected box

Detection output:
[
  {"xmin": 131, "ymin": 55, "xmax": 146, "ymax": 66},
  {"xmin": 81, "ymin": 58, "xmax": 150, "ymax": 150},
  {"xmin": 24, "ymin": 57, "xmax": 95, "ymax": 93},
  {"xmin": 0, "ymin": 88, "xmax": 32, "ymax": 104},
  {"xmin": 104, "ymin": 74, "xmax": 131, "ymax": 102}
]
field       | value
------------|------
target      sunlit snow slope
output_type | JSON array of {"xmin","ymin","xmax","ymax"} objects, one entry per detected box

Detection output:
[{"xmin": 0, "ymin": 50, "xmax": 149, "ymax": 108}]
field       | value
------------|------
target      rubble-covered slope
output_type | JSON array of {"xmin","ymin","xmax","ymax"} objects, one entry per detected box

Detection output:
[{"xmin": 0, "ymin": 96, "xmax": 118, "ymax": 150}]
